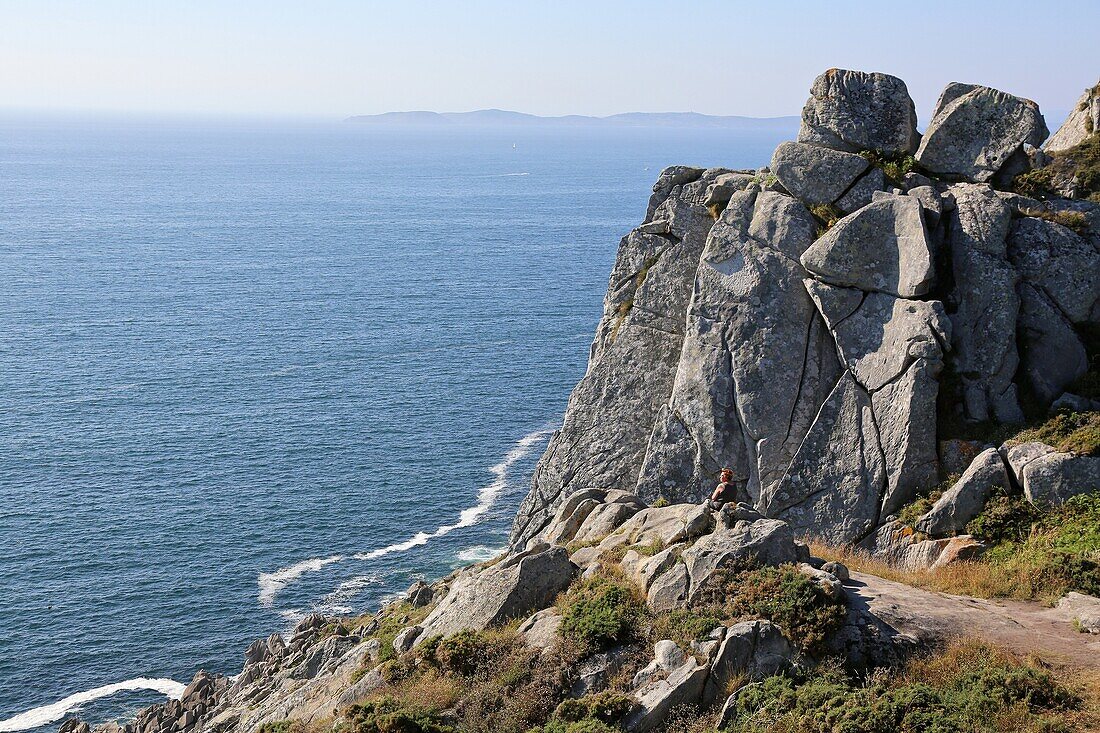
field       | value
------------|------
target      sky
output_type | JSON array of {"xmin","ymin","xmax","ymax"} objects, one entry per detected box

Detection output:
[{"xmin": 1, "ymin": 0, "xmax": 1098, "ymax": 121}]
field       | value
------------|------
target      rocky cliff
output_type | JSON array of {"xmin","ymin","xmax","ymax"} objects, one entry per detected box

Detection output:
[
  {"xmin": 512, "ymin": 68, "xmax": 1100, "ymax": 550},
  {"xmin": 67, "ymin": 68, "xmax": 1100, "ymax": 733}
]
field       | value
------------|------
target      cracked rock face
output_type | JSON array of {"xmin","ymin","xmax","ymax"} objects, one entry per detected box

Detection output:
[
  {"xmin": 513, "ymin": 67, "xmax": 1099, "ymax": 551},
  {"xmin": 1043, "ymin": 80, "xmax": 1100, "ymax": 153},
  {"xmin": 916, "ymin": 83, "xmax": 1048, "ymax": 183},
  {"xmin": 797, "ymin": 68, "xmax": 920, "ymax": 156},
  {"xmin": 800, "ymin": 196, "xmax": 934, "ymax": 297}
]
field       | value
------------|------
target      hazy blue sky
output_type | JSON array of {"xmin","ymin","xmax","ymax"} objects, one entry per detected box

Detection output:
[{"xmin": 1, "ymin": 0, "xmax": 1097, "ymax": 120}]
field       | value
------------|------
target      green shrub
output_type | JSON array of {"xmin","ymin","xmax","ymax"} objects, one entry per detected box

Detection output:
[
  {"xmin": 809, "ymin": 204, "xmax": 842, "ymax": 237},
  {"xmin": 648, "ymin": 608, "xmax": 724, "ymax": 649},
  {"xmin": 970, "ymin": 493, "xmax": 1100, "ymax": 597},
  {"xmin": 965, "ymin": 492, "xmax": 1041, "ymax": 545},
  {"xmin": 527, "ymin": 692, "xmax": 633, "ymax": 733},
  {"xmin": 1013, "ymin": 131, "xmax": 1100, "ymax": 202},
  {"xmin": 859, "ymin": 150, "xmax": 917, "ymax": 183},
  {"xmin": 344, "ymin": 696, "xmax": 454, "ymax": 733},
  {"xmin": 1005, "ymin": 410, "xmax": 1100, "ymax": 456},
  {"xmin": 723, "ymin": 566, "xmax": 847, "ymax": 654},
  {"xmin": 558, "ymin": 571, "xmax": 645, "ymax": 652},
  {"xmin": 427, "ymin": 630, "xmax": 492, "ymax": 676},
  {"xmin": 720, "ymin": 640, "xmax": 1080, "ymax": 733}
]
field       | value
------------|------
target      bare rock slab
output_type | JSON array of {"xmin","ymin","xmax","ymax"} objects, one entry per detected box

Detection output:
[
  {"xmin": 800, "ymin": 196, "xmax": 934, "ymax": 297},
  {"xmin": 770, "ymin": 141, "xmax": 869, "ymax": 206},
  {"xmin": 798, "ymin": 68, "xmax": 920, "ymax": 156},
  {"xmin": 916, "ymin": 83, "xmax": 1048, "ymax": 183}
]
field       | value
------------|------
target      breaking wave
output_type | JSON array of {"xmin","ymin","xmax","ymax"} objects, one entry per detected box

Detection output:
[
  {"xmin": 255, "ymin": 426, "xmax": 554, "ymax": 607},
  {"xmin": 0, "ymin": 679, "xmax": 185, "ymax": 733}
]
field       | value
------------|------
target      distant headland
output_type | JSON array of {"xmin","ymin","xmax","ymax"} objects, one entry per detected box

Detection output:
[{"xmin": 345, "ymin": 108, "xmax": 800, "ymax": 129}]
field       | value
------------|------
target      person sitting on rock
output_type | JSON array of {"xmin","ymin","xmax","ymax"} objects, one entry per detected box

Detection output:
[{"xmin": 707, "ymin": 468, "xmax": 745, "ymax": 511}]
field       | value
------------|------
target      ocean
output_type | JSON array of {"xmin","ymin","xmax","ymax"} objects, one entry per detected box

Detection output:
[{"xmin": 0, "ymin": 115, "xmax": 795, "ymax": 731}]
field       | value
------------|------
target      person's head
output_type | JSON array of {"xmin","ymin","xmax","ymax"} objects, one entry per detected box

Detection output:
[{"xmin": 720, "ymin": 468, "xmax": 733, "ymax": 482}]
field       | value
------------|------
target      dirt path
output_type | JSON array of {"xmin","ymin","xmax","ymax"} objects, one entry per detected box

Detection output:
[{"xmin": 845, "ymin": 571, "xmax": 1100, "ymax": 668}]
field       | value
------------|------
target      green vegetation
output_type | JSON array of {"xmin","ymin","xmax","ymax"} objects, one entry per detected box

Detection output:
[
  {"xmin": 1020, "ymin": 207, "xmax": 1090, "ymax": 234},
  {"xmin": 717, "ymin": 639, "xmax": 1086, "ymax": 733},
  {"xmin": 344, "ymin": 696, "xmax": 455, "ymax": 733},
  {"xmin": 809, "ymin": 203, "xmax": 843, "ymax": 237},
  {"xmin": 859, "ymin": 150, "xmax": 917, "ymax": 183},
  {"xmin": 1004, "ymin": 410, "xmax": 1100, "ymax": 456},
  {"xmin": 558, "ymin": 569, "xmax": 646, "ymax": 652},
  {"xmin": 349, "ymin": 601, "xmax": 435, "ymax": 683},
  {"xmin": 527, "ymin": 692, "xmax": 635, "ymax": 733},
  {"xmin": 968, "ymin": 492, "xmax": 1100, "ymax": 598},
  {"xmin": 896, "ymin": 475, "xmax": 957, "ymax": 527},
  {"xmin": 1013, "ymin": 131, "xmax": 1100, "ymax": 203},
  {"xmin": 692, "ymin": 564, "xmax": 847, "ymax": 655}
]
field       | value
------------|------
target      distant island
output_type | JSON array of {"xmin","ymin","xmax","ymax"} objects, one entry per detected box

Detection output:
[{"xmin": 345, "ymin": 108, "xmax": 800, "ymax": 129}]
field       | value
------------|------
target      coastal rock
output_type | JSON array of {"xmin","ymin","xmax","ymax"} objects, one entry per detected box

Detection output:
[
  {"xmin": 1020, "ymin": 452, "xmax": 1100, "ymax": 507},
  {"xmin": 1000, "ymin": 441, "xmax": 1057, "ymax": 488},
  {"xmin": 798, "ymin": 69, "xmax": 920, "ymax": 155},
  {"xmin": 915, "ymin": 448, "xmax": 1009, "ymax": 537},
  {"xmin": 761, "ymin": 372, "xmax": 887, "ymax": 543},
  {"xmin": 800, "ymin": 196, "xmax": 934, "ymax": 297},
  {"xmin": 769, "ymin": 141, "xmax": 869, "ymax": 206},
  {"xmin": 1057, "ymin": 592, "xmax": 1100, "ymax": 634},
  {"xmin": 1016, "ymin": 283, "xmax": 1088, "ymax": 405},
  {"xmin": 418, "ymin": 544, "xmax": 575, "ymax": 640},
  {"xmin": 517, "ymin": 608, "xmax": 562, "ymax": 652},
  {"xmin": 1044, "ymin": 81, "xmax": 1100, "ymax": 153},
  {"xmin": 625, "ymin": 655, "xmax": 709, "ymax": 732},
  {"xmin": 1008, "ymin": 216, "xmax": 1100, "ymax": 325},
  {"xmin": 945, "ymin": 184, "xmax": 1023, "ymax": 423},
  {"xmin": 835, "ymin": 167, "xmax": 885, "ymax": 214},
  {"xmin": 680, "ymin": 518, "xmax": 805, "ymax": 602},
  {"xmin": 916, "ymin": 83, "xmax": 1048, "ymax": 182},
  {"xmin": 637, "ymin": 189, "xmax": 834, "ymax": 503},
  {"xmin": 704, "ymin": 621, "xmax": 796, "ymax": 705},
  {"xmin": 511, "ymin": 167, "xmax": 719, "ymax": 548}
]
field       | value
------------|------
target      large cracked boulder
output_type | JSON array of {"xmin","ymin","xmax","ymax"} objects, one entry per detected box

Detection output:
[
  {"xmin": 1008, "ymin": 216, "xmax": 1100, "ymax": 326},
  {"xmin": 417, "ymin": 544, "xmax": 575, "ymax": 640},
  {"xmin": 1016, "ymin": 284, "xmax": 1089, "ymax": 405},
  {"xmin": 511, "ymin": 167, "xmax": 727, "ymax": 548},
  {"xmin": 770, "ymin": 141, "xmax": 869, "ymax": 206},
  {"xmin": 914, "ymin": 448, "xmax": 1009, "ymax": 537},
  {"xmin": 916, "ymin": 83, "xmax": 1048, "ymax": 183},
  {"xmin": 798, "ymin": 69, "xmax": 920, "ymax": 155},
  {"xmin": 804, "ymin": 282, "xmax": 949, "ymax": 516},
  {"xmin": 705, "ymin": 621, "xmax": 795, "ymax": 705},
  {"xmin": 1044, "ymin": 80, "xmax": 1100, "ymax": 153},
  {"xmin": 800, "ymin": 196, "xmax": 934, "ymax": 297},
  {"xmin": 635, "ymin": 188, "xmax": 835, "ymax": 504},
  {"xmin": 1018, "ymin": 451, "xmax": 1100, "ymax": 507},
  {"xmin": 945, "ymin": 184, "xmax": 1024, "ymax": 423}
]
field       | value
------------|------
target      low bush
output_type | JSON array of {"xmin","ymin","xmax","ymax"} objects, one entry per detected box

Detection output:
[
  {"xmin": 859, "ymin": 150, "xmax": 917, "ymax": 183},
  {"xmin": 648, "ymin": 608, "xmax": 724, "ymax": 650},
  {"xmin": 1004, "ymin": 410, "xmax": 1100, "ymax": 456},
  {"xmin": 344, "ymin": 696, "xmax": 455, "ymax": 733},
  {"xmin": 692, "ymin": 564, "xmax": 846, "ymax": 655},
  {"xmin": 719, "ymin": 639, "xmax": 1083, "ymax": 733},
  {"xmin": 558, "ymin": 569, "xmax": 646, "ymax": 652},
  {"xmin": 1013, "ymin": 131, "xmax": 1100, "ymax": 203}
]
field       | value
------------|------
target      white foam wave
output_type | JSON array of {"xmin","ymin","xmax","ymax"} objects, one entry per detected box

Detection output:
[
  {"xmin": 257, "ymin": 555, "xmax": 343, "ymax": 607},
  {"xmin": 257, "ymin": 425, "xmax": 554, "ymax": 608},
  {"xmin": 455, "ymin": 545, "xmax": 505, "ymax": 563},
  {"xmin": 317, "ymin": 574, "xmax": 384, "ymax": 614},
  {"xmin": 0, "ymin": 678, "xmax": 185, "ymax": 733},
  {"xmin": 352, "ymin": 427, "xmax": 554, "ymax": 562}
]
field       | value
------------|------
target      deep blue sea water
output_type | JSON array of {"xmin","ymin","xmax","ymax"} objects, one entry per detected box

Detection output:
[{"xmin": 0, "ymin": 116, "xmax": 794, "ymax": 731}]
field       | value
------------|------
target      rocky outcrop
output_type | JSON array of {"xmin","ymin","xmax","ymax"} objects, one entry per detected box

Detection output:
[
  {"xmin": 1017, "ymin": 451, "xmax": 1100, "ymax": 507},
  {"xmin": 417, "ymin": 543, "xmax": 575, "ymax": 640},
  {"xmin": 1044, "ymin": 81, "xmax": 1100, "ymax": 153},
  {"xmin": 514, "ymin": 68, "xmax": 1100, "ymax": 551},
  {"xmin": 916, "ymin": 83, "xmax": 1048, "ymax": 183},
  {"xmin": 1058, "ymin": 592, "xmax": 1100, "ymax": 634},
  {"xmin": 914, "ymin": 448, "xmax": 1009, "ymax": 537},
  {"xmin": 510, "ymin": 167, "xmax": 727, "ymax": 547},
  {"xmin": 797, "ymin": 69, "xmax": 920, "ymax": 155}
]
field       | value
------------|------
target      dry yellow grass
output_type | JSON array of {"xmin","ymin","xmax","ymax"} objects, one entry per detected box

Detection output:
[{"xmin": 809, "ymin": 541, "xmax": 1069, "ymax": 604}]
